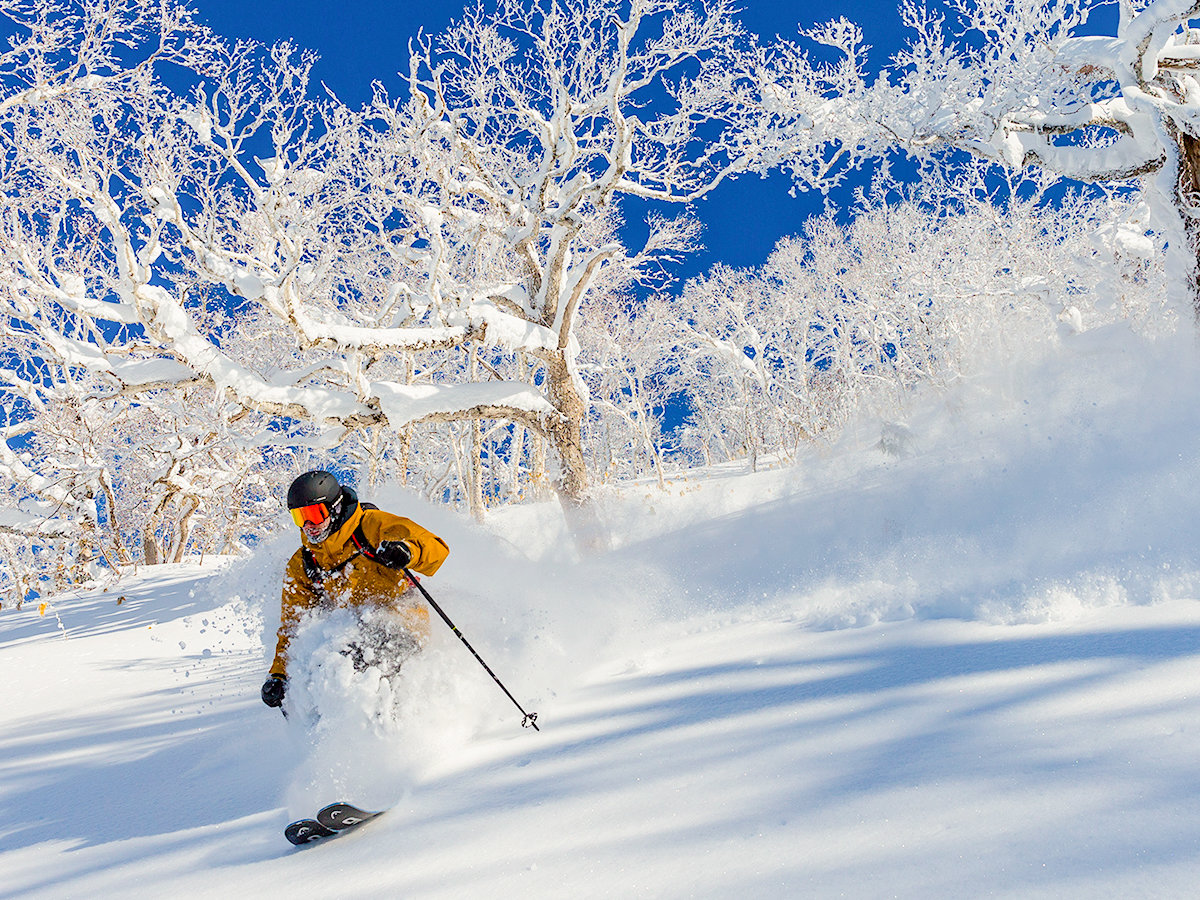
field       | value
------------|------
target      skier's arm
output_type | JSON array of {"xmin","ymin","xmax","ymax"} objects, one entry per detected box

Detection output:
[
  {"xmin": 270, "ymin": 551, "xmax": 316, "ymax": 678},
  {"xmin": 366, "ymin": 514, "xmax": 449, "ymax": 577}
]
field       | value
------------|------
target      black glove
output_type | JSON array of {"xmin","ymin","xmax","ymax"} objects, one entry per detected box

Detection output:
[
  {"xmin": 374, "ymin": 539, "xmax": 413, "ymax": 570},
  {"xmin": 261, "ymin": 674, "xmax": 286, "ymax": 708}
]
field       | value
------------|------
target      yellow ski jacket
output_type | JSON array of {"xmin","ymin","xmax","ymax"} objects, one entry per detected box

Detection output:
[{"xmin": 270, "ymin": 498, "xmax": 449, "ymax": 678}]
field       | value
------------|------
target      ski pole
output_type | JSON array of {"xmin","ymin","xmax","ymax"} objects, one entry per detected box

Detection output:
[{"xmin": 403, "ymin": 568, "xmax": 540, "ymax": 731}]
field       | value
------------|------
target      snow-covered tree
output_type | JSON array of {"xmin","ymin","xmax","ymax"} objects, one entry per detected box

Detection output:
[
  {"xmin": 0, "ymin": 0, "xmax": 330, "ymax": 589},
  {"xmin": 338, "ymin": 0, "xmax": 785, "ymax": 541},
  {"xmin": 619, "ymin": 163, "xmax": 1165, "ymax": 470},
  {"xmin": 2, "ymin": 0, "xmax": 864, "ymax": 560},
  {"xmin": 576, "ymin": 291, "xmax": 676, "ymax": 487},
  {"xmin": 764, "ymin": 0, "xmax": 1200, "ymax": 310}
]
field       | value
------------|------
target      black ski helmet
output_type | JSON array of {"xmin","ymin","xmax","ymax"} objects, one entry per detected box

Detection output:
[{"xmin": 287, "ymin": 470, "xmax": 342, "ymax": 510}]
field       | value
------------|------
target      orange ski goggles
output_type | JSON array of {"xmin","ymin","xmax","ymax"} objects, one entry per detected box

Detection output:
[{"xmin": 290, "ymin": 502, "xmax": 332, "ymax": 528}]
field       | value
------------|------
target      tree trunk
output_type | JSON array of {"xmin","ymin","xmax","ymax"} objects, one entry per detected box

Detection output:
[
  {"xmin": 530, "ymin": 430, "xmax": 549, "ymax": 500},
  {"xmin": 99, "ymin": 473, "xmax": 132, "ymax": 565},
  {"xmin": 171, "ymin": 497, "xmax": 199, "ymax": 563},
  {"xmin": 143, "ymin": 527, "xmax": 161, "ymax": 566},
  {"xmin": 1175, "ymin": 129, "xmax": 1200, "ymax": 314},
  {"xmin": 466, "ymin": 346, "xmax": 485, "ymax": 522},
  {"xmin": 468, "ymin": 416, "xmax": 485, "ymax": 522},
  {"xmin": 397, "ymin": 353, "xmax": 415, "ymax": 486},
  {"xmin": 543, "ymin": 350, "xmax": 608, "ymax": 551}
]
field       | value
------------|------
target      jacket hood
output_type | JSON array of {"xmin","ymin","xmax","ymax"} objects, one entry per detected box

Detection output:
[{"xmin": 336, "ymin": 486, "xmax": 360, "ymax": 528}]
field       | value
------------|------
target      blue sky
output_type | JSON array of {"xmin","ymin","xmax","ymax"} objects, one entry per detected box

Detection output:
[{"xmin": 190, "ymin": 0, "xmax": 912, "ymax": 280}]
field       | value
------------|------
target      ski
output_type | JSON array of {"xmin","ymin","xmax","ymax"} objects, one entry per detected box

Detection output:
[
  {"xmin": 285, "ymin": 801, "xmax": 385, "ymax": 846},
  {"xmin": 284, "ymin": 817, "xmax": 336, "ymax": 845},
  {"xmin": 316, "ymin": 801, "xmax": 385, "ymax": 830}
]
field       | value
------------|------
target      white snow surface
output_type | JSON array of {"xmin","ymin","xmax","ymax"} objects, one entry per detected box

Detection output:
[{"xmin": 4, "ymin": 324, "xmax": 1200, "ymax": 898}]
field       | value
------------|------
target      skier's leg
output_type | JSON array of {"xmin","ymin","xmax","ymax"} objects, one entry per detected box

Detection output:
[{"xmin": 356, "ymin": 608, "xmax": 421, "ymax": 678}]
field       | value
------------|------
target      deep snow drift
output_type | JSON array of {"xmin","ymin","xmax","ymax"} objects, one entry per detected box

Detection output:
[{"xmin": 3, "ymin": 323, "xmax": 1200, "ymax": 898}]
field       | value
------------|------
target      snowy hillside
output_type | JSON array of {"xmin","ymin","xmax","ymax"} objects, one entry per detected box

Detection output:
[{"xmin": 4, "ymin": 324, "xmax": 1200, "ymax": 899}]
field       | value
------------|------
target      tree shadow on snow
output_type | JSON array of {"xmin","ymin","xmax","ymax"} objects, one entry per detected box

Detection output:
[
  {"xmin": 0, "ymin": 572, "xmax": 216, "ymax": 644},
  {"xmin": 404, "ymin": 620, "xmax": 1200, "ymax": 862},
  {"xmin": 0, "ymin": 685, "xmax": 282, "ymax": 859}
]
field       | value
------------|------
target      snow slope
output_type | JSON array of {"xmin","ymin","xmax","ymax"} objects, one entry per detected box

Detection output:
[{"xmin": 3, "ymin": 323, "xmax": 1200, "ymax": 899}]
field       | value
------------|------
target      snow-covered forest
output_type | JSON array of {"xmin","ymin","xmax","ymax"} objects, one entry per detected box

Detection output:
[{"xmin": 2, "ymin": 0, "xmax": 1193, "ymax": 603}]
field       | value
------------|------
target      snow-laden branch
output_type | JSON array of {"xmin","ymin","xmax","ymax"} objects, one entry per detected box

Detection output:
[
  {"xmin": 0, "ymin": 0, "xmax": 779, "ymax": 551},
  {"xmin": 761, "ymin": 0, "xmax": 1200, "ymax": 309},
  {"xmin": 373, "ymin": 379, "xmax": 559, "ymax": 430}
]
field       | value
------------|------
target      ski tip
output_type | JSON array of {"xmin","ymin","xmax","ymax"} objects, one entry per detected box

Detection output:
[
  {"xmin": 284, "ymin": 818, "xmax": 335, "ymax": 845},
  {"xmin": 315, "ymin": 801, "xmax": 386, "ymax": 831},
  {"xmin": 319, "ymin": 800, "xmax": 383, "ymax": 816}
]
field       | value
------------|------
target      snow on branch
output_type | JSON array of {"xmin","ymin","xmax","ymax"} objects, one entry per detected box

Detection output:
[
  {"xmin": 761, "ymin": 0, "xmax": 1200, "ymax": 308},
  {"xmin": 0, "ymin": 0, "xmax": 781, "ymax": 551},
  {"xmin": 373, "ymin": 380, "xmax": 560, "ymax": 430}
]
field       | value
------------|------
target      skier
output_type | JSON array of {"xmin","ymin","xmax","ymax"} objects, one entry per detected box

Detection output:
[{"xmin": 261, "ymin": 470, "xmax": 449, "ymax": 711}]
